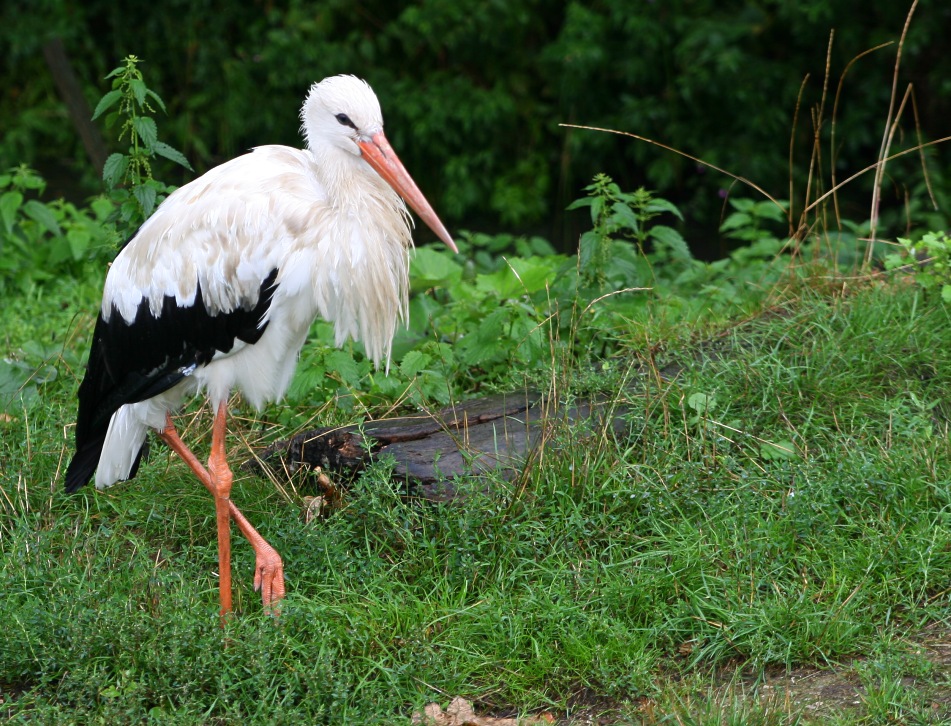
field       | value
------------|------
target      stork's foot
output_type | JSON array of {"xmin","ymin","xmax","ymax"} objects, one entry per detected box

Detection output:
[{"xmin": 252, "ymin": 540, "xmax": 285, "ymax": 613}]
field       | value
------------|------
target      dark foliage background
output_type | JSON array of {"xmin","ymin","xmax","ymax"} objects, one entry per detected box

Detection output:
[{"xmin": 2, "ymin": 0, "xmax": 949, "ymax": 256}]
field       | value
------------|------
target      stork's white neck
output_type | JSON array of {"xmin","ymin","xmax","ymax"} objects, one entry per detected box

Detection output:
[
  {"xmin": 299, "ymin": 142, "xmax": 414, "ymax": 370},
  {"xmin": 307, "ymin": 141, "xmax": 386, "ymax": 209}
]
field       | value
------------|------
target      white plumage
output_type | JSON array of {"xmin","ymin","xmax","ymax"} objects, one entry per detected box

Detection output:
[
  {"xmin": 95, "ymin": 141, "xmax": 410, "ymax": 487},
  {"xmin": 65, "ymin": 75, "xmax": 456, "ymax": 613}
]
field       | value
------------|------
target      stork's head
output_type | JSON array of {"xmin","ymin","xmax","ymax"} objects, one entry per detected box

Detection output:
[
  {"xmin": 302, "ymin": 75, "xmax": 457, "ymax": 253},
  {"xmin": 302, "ymin": 75, "xmax": 382, "ymax": 156}
]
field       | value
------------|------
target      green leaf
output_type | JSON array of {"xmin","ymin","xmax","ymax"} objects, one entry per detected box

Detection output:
[
  {"xmin": 521, "ymin": 235, "xmax": 557, "ymax": 257},
  {"xmin": 728, "ymin": 198, "xmax": 757, "ymax": 212},
  {"xmin": 941, "ymin": 284, "xmax": 951, "ymax": 304},
  {"xmin": 751, "ymin": 200, "xmax": 787, "ymax": 222},
  {"xmin": 130, "ymin": 78, "xmax": 147, "ymax": 106},
  {"xmin": 457, "ymin": 308, "xmax": 508, "ymax": 366},
  {"xmin": 400, "ymin": 350, "xmax": 432, "ymax": 378},
  {"xmin": 102, "ymin": 153, "xmax": 129, "ymax": 188},
  {"xmin": 90, "ymin": 197, "xmax": 114, "ymax": 220},
  {"xmin": 719, "ymin": 212, "xmax": 752, "ymax": 232},
  {"xmin": 650, "ymin": 225, "xmax": 692, "ymax": 262},
  {"xmin": 477, "ymin": 256, "xmax": 556, "ymax": 298},
  {"xmin": 743, "ymin": 237, "xmax": 783, "ymax": 260},
  {"xmin": 66, "ymin": 228, "xmax": 91, "ymax": 260},
  {"xmin": 578, "ymin": 230, "xmax": 599, "ymax": 272},
  {"xmin": 133, "ymin": 184, "xmax": 158, "ymax": 217},
  {"xmin": 609, "ymin": 202, "xmax": 639, "ymax": 233},
  {"xmin": 145, "ymin": 88, "xmax": 167, "ymax": 113},
  {"xmin": 92, "ymin": 89, "xmax": 122, "ymax": 121},
  {"xmin": 0, "ymin": 360, "xmax": 40, "ymax": 413},
  {"xmin": 760, "ymin": 439, "xmax": 798, "ymax": 461},
  {"xmin": 287, "ymin": 363, "xmax": 327, "ymax": 401},
  {"xmin": 151, "ymin": 141, "xmax": 193, "ymax": 171},
  {"xmin": 132, "ymin": 117, "xmax": 158, "ymax": 149},
  {"xmin": 325, "ymin": 350, "xmax": 362, "ymax": 388},
  {"xmin": 925, "ymin": 232, "xmax": 950, "ymax": 253},
  {"xmin": 0, "ymin": 191, "xmax": 23, "ymax": 234},
  {"xmin": 883, "ymin": 253, "xmax": 906, "ymax": 271},
  {"xmin": 119, "ymin": 198, "xmax": 139, "ymax": 223},
  {"xmin": 687, "ymin": 392, "xmax": 716, "ymax": 414},
  {"xmin": 47, "ymin": 235, "xmax": 72, "ymax": 265},
  {"xmin": 417, "ymin": 370, "xmax": 450, "ymax": 404},
  {"xmin": 14, "ymin": 167, "xmax": 45, "ymax": 191},
  {"xmin": 588, "ymin": 195, "xmax": 603, "ymax": 226},
  {"xmin": 565, "ymin": 197, "xmax": 593, "ymax": 211},
  {"xmin": 410, "ymin": 247, "xmax": 463, "ymax": 289},
  {"xmin": 22, "ymin": 200, "xmax": 62, "ymax": 236},
  {"xmin": 644, "ymin": 197, "xmax": 684, "ymax": 220}
]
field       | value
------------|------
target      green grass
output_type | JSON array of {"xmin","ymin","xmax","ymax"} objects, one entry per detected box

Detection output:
[{"xmin": 2, "ymin": 274, "xmax": 950, "ymax": 723}]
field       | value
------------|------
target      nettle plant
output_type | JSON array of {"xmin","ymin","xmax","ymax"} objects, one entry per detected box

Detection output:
[
  {"xmin": 93, "ymin": 56, "xmax": 192, "ymax": 237},
  {"xmin": 568, "ymin": 172, "xmax": 690, "ymax": 288},
  {"xmin": 884, "ymin": 230, "xmax": 951, "ymax": 302}
]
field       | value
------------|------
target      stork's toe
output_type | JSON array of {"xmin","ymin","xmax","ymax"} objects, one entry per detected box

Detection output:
[{"xmin": 253, "ymin": 542, "xmax": 285, "ymax": 613}]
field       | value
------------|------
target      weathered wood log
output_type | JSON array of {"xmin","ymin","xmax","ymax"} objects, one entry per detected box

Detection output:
[{"xmin": 253, "ymin": 390, "xmax": 635, "ymax": 501}]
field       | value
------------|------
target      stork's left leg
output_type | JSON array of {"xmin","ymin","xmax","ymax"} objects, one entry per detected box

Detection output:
[{"xmin": 159, "ymin": 408, "xmax": 285, "ymax": 615}]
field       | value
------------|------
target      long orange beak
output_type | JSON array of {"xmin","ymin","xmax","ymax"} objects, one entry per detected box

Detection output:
[{"xmin": 358, "ymin": 132, "xmax": 458, "ymax": 253}]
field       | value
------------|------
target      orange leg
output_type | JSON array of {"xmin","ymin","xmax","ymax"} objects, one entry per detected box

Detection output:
[
  {"xmin": 208, "ymin": 403, "xmax": 233, "ymax": 617},
  {"xmin": 159, "ymin": 406, "xmax": 285, "ymax": 616}
]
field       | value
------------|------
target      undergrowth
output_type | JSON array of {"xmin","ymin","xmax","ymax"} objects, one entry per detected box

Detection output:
[{"xmin": 2, "ymin": 282, "xmax": 950, "ymax": 723}]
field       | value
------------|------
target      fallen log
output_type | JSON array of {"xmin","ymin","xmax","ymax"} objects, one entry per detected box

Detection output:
[{"xmin": 253, "ymin": 389, "xmax": 635, "ymax": 501}]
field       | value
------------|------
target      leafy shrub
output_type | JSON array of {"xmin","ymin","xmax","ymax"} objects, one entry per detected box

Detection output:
[
  {"xmin": 0, "ymin": 165, "xmax": 116, "ymax": 293},
  {"xmin": 0, "ymin": 340, "xmax": 61, "ymax": 414},
  {"xmin": 93, "ymin": 56, "xmax": 192, "ymax": 238},
  {"xmin": 884, "ymin": 230, "xmax": 951, "ymax": 302},
  {"xmin": 0, "ymin": 58, "xmax": 191, "ymax": 294},
  {"xmin": 719, "ymin": 197, "xmax": 787, "ymax": 246}
]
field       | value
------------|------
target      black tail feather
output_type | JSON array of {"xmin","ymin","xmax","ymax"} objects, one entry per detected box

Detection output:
[
  {"xmin": 64, "ymin": 436, "xmax": 147, "ymax": 493},
  {"xmin": 64, "ymin": 434, "xmax": 106, "ymax": 493}
]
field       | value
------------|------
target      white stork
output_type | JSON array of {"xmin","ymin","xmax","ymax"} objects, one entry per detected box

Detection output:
[{"xmin": 64, "ymin": 75, "xmax": 457, "ymax": 616}]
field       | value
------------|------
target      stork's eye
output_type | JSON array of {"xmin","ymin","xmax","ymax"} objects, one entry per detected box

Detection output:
[{"xmin": 335, "ymin": 113, "xmax": 356, "ymax": 129}]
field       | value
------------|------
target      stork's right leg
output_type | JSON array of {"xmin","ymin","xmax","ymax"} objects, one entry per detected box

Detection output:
[{"xmin": 207, "ymin": 403, "xmax": 234, "ymax": 616}]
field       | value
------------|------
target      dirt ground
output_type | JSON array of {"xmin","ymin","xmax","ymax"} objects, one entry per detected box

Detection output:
[{"xmin": 554, "ymin": 621, "xmax": 951, "ymax": 724}]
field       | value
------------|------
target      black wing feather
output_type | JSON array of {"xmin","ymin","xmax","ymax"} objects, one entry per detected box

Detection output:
[{"xmin": 64, "ymin": 268, "xmax": 279, "ymax": 492}]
